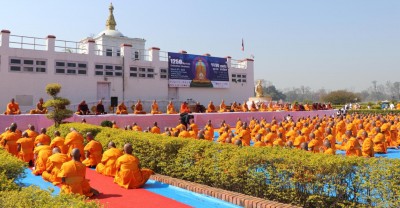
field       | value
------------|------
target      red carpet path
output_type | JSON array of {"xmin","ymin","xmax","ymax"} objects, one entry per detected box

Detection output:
[{"xmin": 85, "ymin": 168, "xmax": 191, "ymax": 208}]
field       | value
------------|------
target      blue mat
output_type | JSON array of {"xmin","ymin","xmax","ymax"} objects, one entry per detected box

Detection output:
[
  {"xmin": 144, "ymin": 179, "xmax": 241, "ymax": 208},
  {"xmin": 19, "ymin": 169, "xmax": 60, "ymax": 195},
  {"xmin": 336, "ymin": 148, "xmax": 400, "ymax": 159}
]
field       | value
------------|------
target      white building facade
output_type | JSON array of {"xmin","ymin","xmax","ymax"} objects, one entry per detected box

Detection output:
[{"xmin": 0, "ymin": 4, "xmax": 254, "ymax": 113}]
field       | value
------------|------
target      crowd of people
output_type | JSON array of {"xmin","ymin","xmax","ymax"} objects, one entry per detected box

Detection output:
[
  {"xmin": 111, "ymin": 112, "xmax": 400, "ymax": 157},
  {"xmin": 0, "ymin": 123, "xmax": 153, "ymax": 197},
  {"xmin": 3, "ymin": 97, "xmax": 334, "ymax": 115}
]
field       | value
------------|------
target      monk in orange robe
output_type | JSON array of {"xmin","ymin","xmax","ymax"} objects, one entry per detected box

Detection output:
[
  {"xmin": 206, "ymin": 101, "xmax": 216, "ymax": 113},
  {"xmin": 42, "ymin": 147, "xmax": 68, "ymax": 185},
  {"xmin": 189, "ymin": 120, "xmax": 199, "ymax": 135},
  {"xmin": 114, "ymin": 143, "xmax": 154, "ymax": 189},
  {"xmin": 259, "ymin": 102, "xmax": 268, "ymax": 112},
  {"xmin": 4, "ymin": 98, "xmax": 21, "ymax": 115},
  {"xmin": 132, "ymin": 123, "xmax": 142, "ymax": 132},
  {"xmin": 112, "ymin": 121, "xmax": 119, "ymax": 129},
  {"xmin": 180, "ymin": 102, "xmax": 190, "ymax": 114},
  {"xmin": 16, "ymin": 132, "xmax": 34, "ymax": 165},
  {"xmin": 293, "ymin": 130, "xmax": 305, "ymax": 149},
  {"xmin": 26, "ymin": 125, "xmax": 39, "ymax": 139},
  {"xmin": 254, "ymin": 134, "xmax": 266, "ymax": 147},
  {"xmin": 96, "ymin": 142, "xmax": 123, "ymax": 177},
  {"xmin": 242, "ymin": 102, "xmax": 249, "ymax": 112},
  {"xmin": 34, "ymin": 128, "xmax": 51, "ymax": 146},
  {"xmin": 32, "ymin": 143, "xmax": 52, "ymax": 175},
  {"xmin": 58, "ymin": 148, "xmax": 99, "ymax": 197},
  {"xmin": 3, "ymin": 124, "xmax": 20, "ymax": 156},
  {"xmin": 361, "ymin": 131, "xmax": 374, "ymax": 157},
  {"xmin": 373, "ymin": 127, "xmax": 387, "ymax": 154},
  {"xmin": 50, "ymin": 131, "xmax": 68, "ymax": 154},
  {"xmin": 116, "ymin": 102, "xmax": 128, "ymax": 114},
  {"xmin": 218, "ymin": 100, "xmax": 229, "ymax": 112},
  {"xmin": 250, "ymin": 101, "xmax": 258, "ymax": 112},
  {"xmin": 345, "ymin": 135, "xmax": 362, "ymax": 157},
  {"xmin": 134, "ymin": 100, "xmax": 146, "ymax": 114},
  {"xmin": 29, "ymin": 98, "xmax": 48, "ymax": 114},
  {"xmin": 64, "ymin": 128, "xmax": 85, "ymax": 161},
  {"xmin": 323, "ymin": 140, "xmax": 335, "ymax": 155},
  {"xmin": 273, "ymin": 132, "xmax": 285, "ymax": 147},
  {"xmin": 178, "ymin": 127, "xmax": 191, "ymax": 138},
  {"xmin": 166, "ymin": 101, "xmax": 178, "ymax": 114},
  {"xmin": 150, "ymin": 122, "xmax": 160, "ymax": 134},
  {"xmin": 82, "ymin": 132, "xmax": 103, "ymax": 168},
  {"xmin": 204, "ymin": 120, "xmax": 214, "ymax": 141},
  {"xmin": 150, "ymin": 100, "xmax": 162, "ymax": 114}
]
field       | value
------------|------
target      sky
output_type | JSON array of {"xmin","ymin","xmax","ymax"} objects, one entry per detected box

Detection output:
[{"xmin": 0, "ymin": 0, "xmax": 399, "ymax": 92}]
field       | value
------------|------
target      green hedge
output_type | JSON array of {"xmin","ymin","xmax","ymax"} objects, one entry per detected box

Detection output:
[
  {"xmin": 0, "ymin": 149, "xmax": 100, "ymax": 208},
  {"xmin": 48, "ymin": 123, "xmax": 400, "ymax": 207},
  {"xmin": 349, "ymin": 109, "xmax": 400, "ymax": 115}
]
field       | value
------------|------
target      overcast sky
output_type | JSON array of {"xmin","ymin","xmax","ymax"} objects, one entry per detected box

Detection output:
[{"xmin": 1, "ymin": 0, "xmax": 399, "ymax": 92}]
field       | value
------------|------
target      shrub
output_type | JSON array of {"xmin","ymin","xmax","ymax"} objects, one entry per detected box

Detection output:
[
  {"xmin": 0, "ymin": 150, "xmax": 26, "ymax": 180},
  {"xmin": 100, "ymin": 120, "xmax": 113, "ymax": 128},
  {"xmin": 48, "ymin": 123, "xmax": 400, "ymax": 207},
  {"xmin": 348, "ymin": 109, "xmax": 400, "ymax": 115},
  {"xmin": 44, "ymin": 83, "xmax": 73, "ymax": 127}
]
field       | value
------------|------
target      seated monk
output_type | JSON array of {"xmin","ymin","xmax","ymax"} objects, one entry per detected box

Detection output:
[
  {"xmin": 116, "ymin": 102, "xmax": 128, "ymax": 114},
  {"xmin": 373, "ymin": 127, "xmax": 387, "ymax": 154},
  {"xmin": 26, "ymin": 124, "xmax": 39, "ymax": 139},
  {"xmin": 34, "ymin": 128, "xmax": 51, "ymax": 146},
  {"xmin": 206, "ymin": 101, "xmax": 216, "ymax": 113},
  {"xmin": 32, "ymin": 143, "xmax": 52, "ymax": 175},
  {"xmin": 16, "ymin": 132, "xmax": 34, "ymax": 166},
  {"xmin": 166, "ymin": 101, "xmax": 178, "ymax": 114},
  {"xmin": 30, "ymin": 98, "xmax": 47, "ymax": 114},
  {"xmin": 134, "ymin": 100, "xmax": 146, "ymax": 114},
  {"xmin": 323, "ymin": 139, "xmax": 335, "ymax": 155},
  {"xmin": 242, "ymin": 102, "xmax": 249, "ymax": 112},
  {"xmin": 114, "ymin": 143, "xmax": 154, "ymax": 189},
  {"xmin": 95, "ymin": 100, "xmax": 106, "ymax": 115},
  {"xmin": 250, "ymin": 101, "xmax": 258, "ymax": 112},
  {"xmin": 345, "ymin": 136, "xmax": 362, "ymax": 157},
  {"xmin": 218, "ymin": 100, "xmax": 229, "ymax": 112},
  {"xmin": 58, "ymin": 148, "xmax": 99, "ymax": 197},
  {"xmin": 65, "ymin": 128, "xmax": 85, "ymax": 161},
  {"xmin": 397, "ymin": 103, "xmax": 400, "ymax": 110},
  {"xmin": 42, "ymin": 147, "xmax": 68, "ymax": 185},
  {"xmin": 4, "ymin": 98, "xmax": 21, "ymax": 115},
  {"xmin": 150, "ymin": 100, "xmax": 162, "ymax": 114},
  {"xmin": 150, "ymin": 122, "xmax": 160, "ymax": 134},
  {"xmin": 82, "ymin": 132, "xmax": 103, "ymax": 168},
  {"xmin": 253, "ymin": 134, "xmax": 266, "ymax": 147},
  {"xmin": 180, "ymin": 102, "xmax": 190, "ymax": 114},
  {"xmin": 50, "ymin": 131, "xmax": 68, "ymax": 154},
  {"xmin": 76, "ymin": 100, "xmax": 90, "ymax": 115},
  {"xmin": 2, "ymin": 124, "xmax": 20, "ymax": 156},
  {"xmin": 96, "ymin": 142, "xmax": 123, "ymax": 177},
  {"xmin": 231, "ymin": 102, "xmax": 241, "ymax": 112},
  {"xmin": 259, "ymin": 102, "xmax": 268, "ymax": 112},
  {"xmin": 361, "ymin": 132, "xmax": 374, "ymax": 157}
]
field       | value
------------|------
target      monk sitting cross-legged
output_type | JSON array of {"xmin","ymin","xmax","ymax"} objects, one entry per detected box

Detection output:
[
  {"xmin": 32, "ymin": 143, "xmax": 52, "ymax": 175},
  {"xmin": 218, "ymin": 100, "xmax": 229, "ymax": 112},
  {"xmin": 114, "ymin": 143, "xmax": 154, "ymax": 189},
  {"xmin": 3, "ymin": 124, "xmax": 20, "ymax": 156},
  {"xmin": 50, "ymin": 131, "xmax": 68, "ymax": 154},
  {"xmin": 16, "ymin": 132, "xmax": 34, "ymax": 166},
  {"xmin": 134, "ymin": 100, "xmax": 146, "ymax": 114},
  {"xmin": 82, "ymin": 132, "xmax": 103, "ymax": 168},
  {"xmin": 150, "ymin": 100, "xmax": 162, "ymax": 114},
  {"xmin": 58, "ymin": 148, "xmax": 99, "ymax": 197},
  {"xmin": 29, "ymin": 98, "xmax": 48, "ymax": 114},
  {"xmin": 4, "ymin": 98, "xmax": 21, "ymax": 115},
  {"xmin": 116, "ymin": 102, "xmax": 128, "ymax": 114},
  {"xmin": 34, "ymin": 128, "xmax": 51, "ymax": 146},
  {"xmin": 42, "ymin": 147, "xmax": 68, "ymax": 185},
  {"xmin": 64, "ymin": 128, "xmax": 85, "ymax": 161},
  {"xmin": 166, "ymin": 101, "xmax": 178, "ymax": 114},
  {"xmin": 96, "ymin": 142, "xmax": 123, "ymax": 177},
  {"xmin": 206, "ymin": 101, "xmax": 216, "ymax": 113}
]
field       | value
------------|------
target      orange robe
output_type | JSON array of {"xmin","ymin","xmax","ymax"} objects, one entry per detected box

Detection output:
[
  {"xmin": 26, "ymin": 129, "xmax": 39, "ymax": 140},
  {"xmin": 96, "ymin": 148, "xmax": 123, "ymax": 177},
  {"xmin": 178, "ymin": 130, "xmax": 191, "ymax": 138},
  {"xmin": 206, "ymin": 104, "xmax": 216, "ymax": 113},
  {"xmin": 50, "ymin": 136, "xmax": 68, "ymax": 154},
  {"xmin": 324, "ymin": 148, "xmax": 336, "ymax": 155},
  {"xmin": 34, "ymin": 133, "xmax": 51, "ymax": 146},
  {"xmin": 65, "ymin": 131, "xmax": 85, "ymax": 161},
  {"xmin": 29, "ymin": 102, "xmax": 47, "ymax": 114},
  {"xmin": 3, "ymin": 131, "xmax": 19, "ymax": 156},
  {"xmin": 58, "ymin": 160, "xmax": 93, "ymax": 197},
  {"xmin": 32, "ymin": 145, "xmax": 52, "ymax": 175},
  {"xmin": 180, "ymin": 103, "xmax": 190, "ymax": 114},
  {"xmin": 151, "ymin": 103, "xmax": 162, "ymax": 114},
  {"xmin": 16, "ymin": 137, "xmax": 34, "ymax": 163},
  {"xmin": 254, "ymin": 141, "xmax": 266, "ymax": 147},
  {"xmin": 166, "ymin": 103, "xmax": 178, "ymax": 114},
  {"xmin": 345, "ymin": 137, "xmax": 362, "ymax": 156},
  {"xmin": 116, "ymin": 104, "xmax": 128, "ymax": 114},
  {"xmin": 132, "ymin": 125, "xmax": 142, "ymax": 132},
  {"xmin": 114, "ymin": 154, "xmax": 154, "ymax": 189},
  {"xmin": 218, "ymin": 102, "xmax": 229, "ymax": 112},
  {"xmin": 134, "ymin": 103, "xmax": 146, "ymax": 114},
  {"xmin": 42, "ymin": 153, "xmax": 68, "ymax": 185},
  {"xmin": 293, "ymin": 135, "xmax": 305, "ymax": 149},
  {"xmin": 4, "ymin": 102, "xmax": 21, "ymax": 115},
  {"xmin": 82, "ymin": 140, "xmax": 103, "ymax": 167},
  {"xmin": 151, "ymin": 126, "xmax": 161, "ymax": 134},
  {"xmin": 362, "ymin": 137, "xmax": 374, "ymax": 157},
  {"xmin": 373, "ymin": 133, "xmax": 387, "ymax": 154}
]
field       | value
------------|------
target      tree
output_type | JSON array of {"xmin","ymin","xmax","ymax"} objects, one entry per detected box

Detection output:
[
  {"xmin": 321, "ymin": 90, "xmax": 361, "ymax": 105},
  {"xmin": 264, "ymin": 85, "xmax": 286, "ymax": 101},
  {"xmin": 44, "ymin": 83, "xmax": 73, "ymax": 127}
]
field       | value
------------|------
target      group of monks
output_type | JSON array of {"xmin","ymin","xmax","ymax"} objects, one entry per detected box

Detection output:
[
  {"xmin": 0, "ymin": 123, "xmax": 154, "ymax": 197},
  {"xmin": 3, "ymin": 98, "xmax": 47, "ymax": 115},
  {"xmin": 112, "ymin": 112, "xmax": 400, "ymax": 158}
]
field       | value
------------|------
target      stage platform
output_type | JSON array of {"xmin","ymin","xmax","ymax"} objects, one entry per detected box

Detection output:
[{"xmin": 0, "ymin": 110, "xmax": 337, "ymax": 132}]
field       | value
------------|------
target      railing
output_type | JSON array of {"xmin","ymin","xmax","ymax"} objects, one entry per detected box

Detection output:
[
  {"xmin": 159, "ymin": 51, "xmax": 168, "ymax": 62},
  {"xmin": 55, "ymin": 39, "xmax": 87, "ymax": 54},
  {"xmin": 94, "ymin": 44, "xmax": 121, "ymax": 57},
  {"xmin": 9, "ymin": 35, "xmax": 47, "ymax": 50},
  {"xmin": 131, "ymin": 49, "xmax": 150, "ymax": 61},
  {"xmin": 231, "ymin": 59, "xmax": 247, "ymax": 69}
]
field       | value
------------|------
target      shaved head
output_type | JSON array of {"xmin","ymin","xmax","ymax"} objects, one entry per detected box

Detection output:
[
  {"xmin": 52, "ymin": 147, "xmax": 61, "ymax": 154},
  {"xmin": 71, "ymin": 148, "xmax": 81, "ymax": 161},
  {"xmin": 124, "ymin": 143, "xmax": 133, "ymax": 154},
  {"xmin": 108, "ymin": 141, "xmax": 116, "ymax": 148}
]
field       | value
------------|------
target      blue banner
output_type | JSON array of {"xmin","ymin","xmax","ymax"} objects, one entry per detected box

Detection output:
[{"xmin": 168, "ymin": 52, "xmax": 229, "ymax": 88}]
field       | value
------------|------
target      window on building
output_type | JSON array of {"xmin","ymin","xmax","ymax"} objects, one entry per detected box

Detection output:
[
  {"xmin": 160, "ymin": 68, "xmax": 168, "ymax": 79},
  {"xmin": 130, "ymin": 73, "xmax": 137, "ymax": 77},
  {"xmin": 106, "ymin": 49, "xmax": 112, "ymax": 57},
  {"xmin": 129, "ymin": 66, "xmax": 156, "ymax": 79},
  {"xmin": 117, "ymin": 50, "xmax": 121, "ymax": 57},
  {"xmin": 147, "ymin": 68, "xmax": 154, "ymax": 73},
  {"xmin": 55, "ymin": 60, "xmax": 87, "ymax": 75},
  {"xmin": 134, "ymin": 51, "xmax": 139, "ymax": 60},
  {"xmin": 95, "ymin": 64, "xmax": 103, "ymax": 69},
  {"xmin": 10, "ymin": 57, "xmax": 47, "ymax": 73},
  {"xmin": 231, "ymin": 73, "xmax": 247, "ymax": 84},
  {"xmin": 95, "ymin": 71, "xmax": 103, "ymax": 76},
  {"xmin": 130, "ymin": 67, "xmax": 137, "ymax": 72},
  {"xmin": 95, "ymin": 64, "xmax": 123, "ymax": 77}
]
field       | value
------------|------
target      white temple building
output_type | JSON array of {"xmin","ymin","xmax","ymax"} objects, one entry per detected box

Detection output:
[{"xmin": 0, "ymin": 3, "xmax": 254, "ymax": 113}]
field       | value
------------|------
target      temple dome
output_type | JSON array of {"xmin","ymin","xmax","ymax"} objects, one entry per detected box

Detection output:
[{"xmin": 97, "ymin": 29, "xmax": 124, "ymax": 38}]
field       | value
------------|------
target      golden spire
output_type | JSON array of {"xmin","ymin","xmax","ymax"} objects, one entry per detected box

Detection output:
[{"xmin": 106, "ymin": 3, "xmax": 117, "ymax": 30}]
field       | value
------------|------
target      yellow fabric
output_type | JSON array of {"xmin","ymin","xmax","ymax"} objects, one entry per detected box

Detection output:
[
  {"xmin": 16, "ymin": 137, "xmax": 34, "ymax": 163},
  {"xmin": 58, "ymin": 160, "xmax": 93, "ymax": 197},
  {"xmin": 65, "ymin": 131, "xmax": 85, "ymax": 161},
  {"xmin": 96, "ymin": 148, "xmax": 123, "ymax": 177},
  {"xmin": 42, "ymin": 153, "xmax": 68, "ymax": 185},
  {"xmin": 32, "ymin": 145, "xmax": 52, "ymax": 175},
  {"xmin": 114, "ymin": 154, "xmax": 153, "ymax": 189},
  {"xmin": 82, "ymin": 140, "xmax": 103, "ymax": 167}
]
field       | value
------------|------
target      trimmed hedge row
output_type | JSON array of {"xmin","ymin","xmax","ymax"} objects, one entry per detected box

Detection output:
[
  {"xmin": 348, "ymin": 109, "xmax": 400, "ymax": 115},
  {"xmin": 0, "ymin": 149, "xmax": 100, "ymax": 208},
  {"xmin": 49, "ymin": 123, "xmax": 400, "ymax": 207}
]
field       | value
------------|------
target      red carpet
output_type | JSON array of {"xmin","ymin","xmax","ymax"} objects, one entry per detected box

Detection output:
[{"xmin": 85, "ymin": 168, "xmax": 191, "ymax": 208}]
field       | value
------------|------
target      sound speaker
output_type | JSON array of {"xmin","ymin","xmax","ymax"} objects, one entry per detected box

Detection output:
[{"xmin": 111, "ymin": 97, "xmax": 118, "ymax": 107}]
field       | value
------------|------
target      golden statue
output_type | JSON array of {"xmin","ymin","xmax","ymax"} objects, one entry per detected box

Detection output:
[
  {"xmin": 255, "ymin": 80, "xmax": 264, "ymax": 97},
  {"xmin": 193, "ymin": 60, "xmax": 210, "ymax": 83}
]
